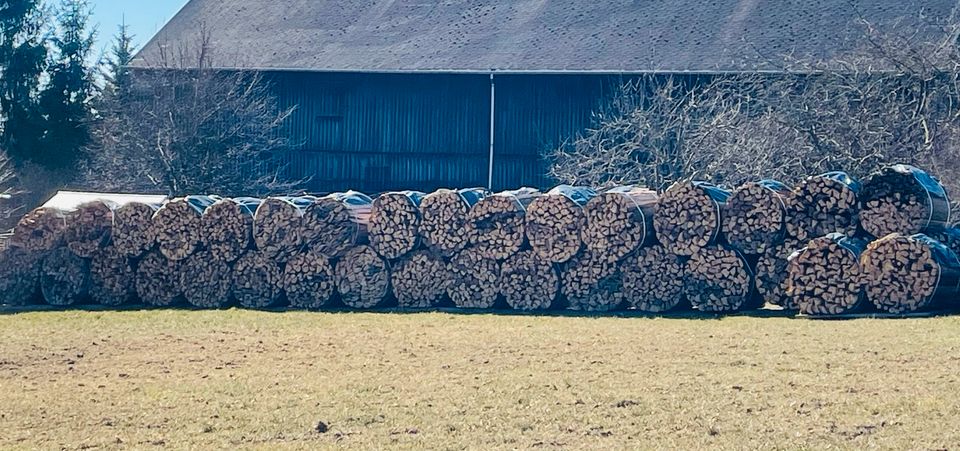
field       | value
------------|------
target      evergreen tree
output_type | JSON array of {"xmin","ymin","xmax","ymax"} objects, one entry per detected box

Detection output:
[
  {"xmin": 0, "ymin": 0, "xmax": 47, "ymax": 163},
  {"xmin": 102, "ymin": 22, "xmax": 134, "ymax": 98}
]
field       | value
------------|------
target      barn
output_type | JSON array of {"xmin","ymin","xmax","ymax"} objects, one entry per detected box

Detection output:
[{"xmin": 133, "ymin": 0, "xmax": 956, "ymax": 193}]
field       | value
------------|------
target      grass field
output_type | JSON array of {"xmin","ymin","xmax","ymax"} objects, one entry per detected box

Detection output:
[{"xmin": 1, "ymin": 309, "xmax": 959, "ymax": 450}]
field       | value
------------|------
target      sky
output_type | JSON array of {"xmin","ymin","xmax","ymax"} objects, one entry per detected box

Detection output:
[{"xmin": 90, "ymin": 0, "xmax": 189, "ymax": 56}]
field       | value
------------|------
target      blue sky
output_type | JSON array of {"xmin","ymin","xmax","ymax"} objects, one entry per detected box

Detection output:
[{"xmin": 90, "ymin": 0, "xmax": 188, "ymax": 56}]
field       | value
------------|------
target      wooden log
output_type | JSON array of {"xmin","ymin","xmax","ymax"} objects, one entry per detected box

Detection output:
[
  {"xmin": 861, "ymin": 233, "xmax": 960, "ymax": 314},
  {"xmin": 785, "ymin": 172, "xmax": 860, "ymax": 241},
  {"xmin": 584, "ymin": 186, "xmax": 658, "ymax": 263},
  {"xmin": 334, "ymin": 245, "xmax": 390, "ymax": 309},
  {"xmin": 526, "ymin": 185, "xmax": 598, "ymax": 264},
  {"xmin": 654, "ymin": 181, "xmax": 731, "ymax": 256},
  {"xmin": 282, "ymin": 248, "xmax": 336, "ymax": 310},
  {"xmin": 135, "ymin": 250, "xmax": 183, "ymax": 307},
  {"xmin": 254, "ymin": 196, "xmax": 313, "ymax": 262},
  {"xmin": 369, "ymin": 191, "xmax": 425, "ymax": 260},
  {"xmin": 860, "ymin": 164, "xmax": 951, "ymax": 237},
  {"xmin": 202, "ymin": 197, "xmax": 261, "ymax": 263},
  {"xmin": 180, "ymin": 250, "xmax": 233, "ymax": 309},
  {"xmin": 89, "ymin": 246, "xmax": 135, "ymax": 306},
  {"xmin": 447, "ymin": 247, "xmax": 500, "ymax": 309},
  {"xmin": 113, "ymin": 202, "xmax": 161, "ymax": 258},
  {"xmin": 620, "ymin": 245, "xmax": 686, "ymax": 313},
  {"xmin": 0, "ymin": 247, "xmax": 42, "ymax": 306},
  {"xmin": 500, "ymin": 249, "xmax": 558, "ymax": 311},
  {"xmin": 302, "ymin": 191, "xmax": 373, "ymax": 259},
  {"xmin": 63, "ymin": 200, "xmax": 117, "ymax": 258},
  {"xmin": 685, "ymin": 245, "xmax": 754, "ymax": 312},
  {"xmin": 153, "ymin": 196, "xmax": 219, "ymax": 261},
  {"xmin": 723, "ymin": 180, "xmax": 791, "ymax": 254},
  {"xmin": 560, "ymin": 251, "xmax": 623, "ymax": 312},
  {"xmin": 391, "ymin": 249, "xmax": 450, "ymax": 308},
  {"xmin": 467, "ymin": 188, "xmax": 542, "ymax": 261},
  {"xmin": 420, "ymin": 188, "xmax": 487, "ymax": 257},
  {"xmin": 10, "ymin": 207, "xmax": 67, "ymax": 252},
  {"xmin": 754, "ymin": 238, "xmax": 803, "ymax": 309},
  {"xmin": 785, "ymin": 233, "xmax": 868, "ymax": 315},
  {"xmin": 232, "ymin": 250, "xmax": 284, "ymax": 309},
  {"xmin": 40, "ymin": 247, "xmax": 90, "ymax": 306}
]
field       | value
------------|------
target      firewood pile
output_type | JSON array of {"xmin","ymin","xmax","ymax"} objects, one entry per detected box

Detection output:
[{"xmin": 2, "ymin": 163, "xmax": 958, "ymax": 318}]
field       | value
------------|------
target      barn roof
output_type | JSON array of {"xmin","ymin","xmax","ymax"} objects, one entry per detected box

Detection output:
[{"xmin": 132, "ymin": 0, "xmax": 959, "ymax": 73}]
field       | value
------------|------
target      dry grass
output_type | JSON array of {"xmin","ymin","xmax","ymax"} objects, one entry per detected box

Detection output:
[{"xmin": 1, "ymin": 310, "xmax": 959, "ymax": 450}]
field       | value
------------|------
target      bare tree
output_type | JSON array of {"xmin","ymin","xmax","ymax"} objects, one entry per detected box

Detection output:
[{"xmin": 85, "ymin": 26, "xmax": 299, "ymax": 196}]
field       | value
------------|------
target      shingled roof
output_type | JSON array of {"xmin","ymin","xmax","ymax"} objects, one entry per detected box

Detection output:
[{"xmin": 133, "ymin": 0, "xmax": 959, "ymax": 73}]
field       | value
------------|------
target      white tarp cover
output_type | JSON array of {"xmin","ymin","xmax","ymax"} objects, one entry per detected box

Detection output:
[{"xmin": 40, "ymin": 191, "xmax": 168, "ymax": 211}]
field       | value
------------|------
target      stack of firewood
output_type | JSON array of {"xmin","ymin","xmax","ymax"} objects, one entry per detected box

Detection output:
[
  {"xmin": 861, "ymin": 234, "xmax": 960, "ymax": 314},
  {"xmin": 785, "ymin": 234, "xmax": 868, "ymax": 315}
]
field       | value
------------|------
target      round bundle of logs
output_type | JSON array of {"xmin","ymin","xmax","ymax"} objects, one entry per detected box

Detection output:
[
  {"xmin": 180, "ymin": 250, "xmax": 233, "ymax": 308},
  {"xmin": 467, "ymin": 188, "xmax": 541, "ymax": 261},
  {"xmin": 302, "ymin": 191, "xmax": 372, "ymax": 258},
  {"xmin": 723, "ymin": 180, "xmax": 790, "ymax": 254},
  {"xmin": 785, "ymin": 234, "xmax": 868, "ymax": 315},
  {"xmin": 11, "ymin": 207, "xmax": 67, "ymax": 252},
  {"xmin": 785, "ymin": 172, "xmax": 860, "ymax": 241},
  {"xmin": 334, "ymin": 245, "xmax": 390, "ymax": 309},
  {"xmin": 526, "ymin": 185, "xmax": 597, "ymax": 264},
  {"xmin": 684, "ymin": 246, "xmax": 754, "ymax": 312},
  {"xmin": 560, "ymin": 252, "xmax": 623, "ymax": 312},
  {"xmin": 391, "ymin": 250, "xmax": 450, "ymax": 308},
  {"xmin": 754, "ymin": 238, "xmax": 802, "ymax": 309},
  {"xmin": 154, "ymin": 196, "xmax": 219, "ymax": 261},
  {"xmin": 654, "ymin": 182, "xmax": 731, "ymax": 256},
  {"xmin": 620, "ymin": 246, "xmax": 686, "ymax": 313},
  {"xmin": 254, "ymin": 196, "xmax": 313, "ymax": 263},
  {"xmin": 202, "ymin": 197, "xmax": 261, "ymax": 263},
  {"xmin": 447, "ymin": 247, "xmax": 500, "ymax": 309},
  {"xmin": 113, "ymin": 202, "xmax": 161, "ymax": 258},
  {"xmin": 0, "ymin": 247, "xmax": 42, "ymax": 306},
  {"xmin": 420, "ymin": 188, "xmax": 487, "ymax": 257},
  {"xmin": 63, "ymin": 200, "xmax": 116, "ymax": 258},
  {"xmin": 860, "ymin": 234, "xmax": 960, "ymax": 314},
  {"xmin": 583, "ymin": 187, "xmax": 657, "ymax": 263},
  {"xmin": 232, "ymin": 251, "xmax": 284, "ymax": 309},
  {"xmin": 89, "ymin": 246, "xmax": 135, "ymax": 306},
  {"xmin": 282, "ymin": 248, "xmax": 336, "ymax": 310},
  {"xmin": 859, "ymin": 164, "xmax": 951, "ymax": 237},
  {"xmin": 135, "ymin": 250, "xmax": 183, "ymax": 307},
  {"xmin": 369, "ymin": 191, "xmax": 425, "ymax": 260},
  {"xmin": 500, "ymin": 249, "xmax": 558, "ymax": 311},
  {"xmin": 40, "ymin": 247, "xmax": 90, "ymax": 306}
]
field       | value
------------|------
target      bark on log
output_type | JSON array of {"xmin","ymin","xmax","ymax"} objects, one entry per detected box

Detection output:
[
  {"xmin": 860, "ymin": 164, "xmax": 951, "ymax": 237},
  {"xmin": 685, "ymin": 245, "xmax": 754, "ymax": 312},
  {"xmin": 369, "ymin": 191, "xmax": 425, "ymax": 260},
  {"xmin": 113, "ymin": 202, "xmax": 161, "ymax": 258},
  {"xmin": 467, "ymin": 188, "xmax": 542, "ymax": 261},
  {"xmin": 500, "ymin": 249, "xmax": 558, "ymax": 311},
  {"xmin": 89, "ymin": 246, "xmax": 135, "ymax": 306},
  {"xmin": 135, "ymin": 250, "xmax": 183, "ymax": 307},
  {"xmin": 202, "ymin": 197, "xmax": 261, "ymax": 263},
  {"xmin": 654, "ymin": 181, "xmax": 731, "ymax": 256},
  {"xmin": 63, "ymin": 200, "xmax": 117, "ymax": 258},
  {"xmin": 620, "ymin": 246, "xmax": 686, "ymax": 313},
  {"xmin": 232, "ymin": 250, "xmax": 284, "ymax": 309},
  {"xmin": 391, "ymin": 249, "xmax": 450, "ymax": 308},
  {"xmin": 754, "ymin": 238, "xmax": 803, "ymax": 309},
  {"xmin": 0, "ymin": 247, "xmax": 42, "ymax": 306},
  {"xmin": 785, "ymin": 233, "xmax": 868, "ymax": 315},
  {"xmin": 154, "ymin": 196, "xmax": 219, "ymax": 261},
  {"xmin": 420, "ymin": 188, "xmax": 487, "ymax": 257},
  {"xmin": 723, "ymin": 180, "xmax": 791, "ymax": 254},
  {"xmin": 302, "ymin": 191, "xmax": 372, "ymax": 259},
  {"xmin": 181, "ymin": 250, "xmax": 233, "ymax": 309},
  {"xmin": 560, "ymin": 251, "xmax": 623, "ymax": 312},
  {"xmin": 334, "ymin": 245, "xmax": 390, "ymax": 309},
  {"xmin": 10, "ymin": 207, "xmax": 67, "ymax": 252},
  {"xmin": 447, "ymin": 247, "xmax": 500, "ymax": 309},
  {"xmin": 282, "ymin": 248, "xmax": 336, "ymax": 310},
  {"xmin": 785, "ymin": 172, "xmax": 860, "ymax": 241},
  {"xmin": 861, "ymin": 233, "xmax": 960, "ymax": 314},
  {"xmin": 584, "ymin": 187, "xmax": 658, "ymax": 263},
  {"xmin": 526, "ymin": 185, "xmax": 597, "ymax": 264},
  {"xmin": 40, "ymin": 247, "xmax": 90, "ymax": 306}
]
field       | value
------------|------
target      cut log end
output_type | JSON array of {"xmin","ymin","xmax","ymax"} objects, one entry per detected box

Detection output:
[
  {"xmin": 282, "ymin": 249, "xmax": 336, "ymax": 310},
  {"xmin": 500, "ymin": 249, "xmax": 558, "ymax": 311},
  {"xmin": 785, "ymin": 235, "xmax": 866, "ymax": 315},
  {"xmin": 621, "ymin": 246, "xmax": 686, "ymax": 313},
  {"xmin": 685, "ymin": 246, "xmax": 753, "ymax": 313},
  {"xmin": 369, "ymin": 192, "xmax": 423, "ymax": 260},
  {"xmin": 335, "ymin": 245, "xmax": 390, "ymax": 309},
  {"xmin": 232, "ymin": 251, "xmax": 284, "ymax": 309},
  {"xmin": 583, "ymin": 188, "xmax": 657, "ymax": 263},
  {"xmin": 391, "ymin": 250, "xmax": 450, "ymax": 309},
  {"xmin": 723, "ymin": 182, "xmax": 789, "ymax": 255},
  {"xmin": 447, "ymin": 247, "xmax": 500, "ymax": 309},
  {"xmin": 654, "ymin": 182, "xmax": 728, "ymax": 256}
]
